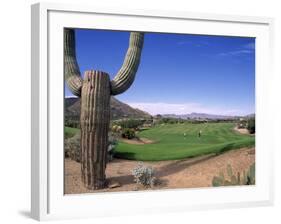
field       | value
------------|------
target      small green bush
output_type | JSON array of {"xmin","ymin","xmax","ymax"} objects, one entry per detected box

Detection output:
[
  {"xmin": 115, "ymin": 119, "xmax": 145, "ymax": 129},
  {"xmin": 237, "ymin": 119, "xmax": 247, "ymax": 129},
  {"xmin": 121, "ymin": 128, "xmax": 136, "ymax": 139},
  {"xmin": 247, "ymin": 118, "xmax": 255, "ymax": 134},
  {"xmin": 65, "ymin": 118, "xmax": 80, "ymax": 129}
]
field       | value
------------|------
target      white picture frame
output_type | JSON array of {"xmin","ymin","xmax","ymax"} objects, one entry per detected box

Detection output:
[{"xmin": 31, "ymin": 2, "xmax": 274, "ymax": 221}]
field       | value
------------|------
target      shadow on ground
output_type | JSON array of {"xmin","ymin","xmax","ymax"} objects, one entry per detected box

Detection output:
[
  {"xmin": 18, "ymin": 210, "xmax": 31, "ymax": 219},
  {"xmin": 156, "ymin": 154, "xmax": 216, "ymax": 178},
  {"xmin": 107, "ymin": 154, "xmax": 217, "ymax": 187}
]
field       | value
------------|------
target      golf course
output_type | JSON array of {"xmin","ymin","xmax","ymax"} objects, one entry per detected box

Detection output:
[{"xmin": 65, "ymin": 122, "xmax": 255, "ymax": 161}]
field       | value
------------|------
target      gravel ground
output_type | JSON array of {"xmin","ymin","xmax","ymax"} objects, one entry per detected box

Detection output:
[{"xmin": 64, "ymin": 147, "xmax": 255, "ymax": 194}]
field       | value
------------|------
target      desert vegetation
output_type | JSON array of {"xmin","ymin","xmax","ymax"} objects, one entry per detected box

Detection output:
[
  {"xmin": 64, "ymin": 29, "xmax": 255, "ymax": 194},
  {"xmin": 237, "ymin": 117, "xmax": 255, "ymax": 134},
  {"xmin": 212, "ymin": 163, "xmax": 255, "ymax": 186},
  {"xmin": 132, "ymin": 162, "xmax": 156, "ymax": 187},
  {"xmin": 247, "ymin": 117, "xmax": 255, "ymax": 134},
  {"xmin": 64, "ymin": 119, "xmax": 255, "ymax": 192},
  {"xmin": 65, "ymin": 130, "xmax": 118, "ymax": 163}
]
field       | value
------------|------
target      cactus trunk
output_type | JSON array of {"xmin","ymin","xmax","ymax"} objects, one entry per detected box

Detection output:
[
  {"xmin": 80, "ymin": 70, "xmax": 111, "ymax": 190},
  {"xmin": 64, "ymin": 29, "xmax": 144, "ymax": 190}
]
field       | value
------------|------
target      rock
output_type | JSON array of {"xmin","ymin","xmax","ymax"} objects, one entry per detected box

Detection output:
[
  {"xmin": 108, "ymin": 182, "xmax": 121, "ymax": 188},
  {"xmin": 133, "ymin": 186, "xmax": 139, "ymax": 191}
]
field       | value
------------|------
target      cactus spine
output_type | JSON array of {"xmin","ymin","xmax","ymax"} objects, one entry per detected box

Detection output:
[{"xmin": 64, "ymin": 28, "xmax": 144, "ymax": 189}]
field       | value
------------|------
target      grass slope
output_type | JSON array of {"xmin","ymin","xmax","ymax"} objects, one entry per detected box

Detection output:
[
  {"xmin": 65, "ymin": 126, "xmax": 79, "ymax": 138},
  {"xmin": 115, "ymin": 123, "xmax": 255, "ymax": 161}
]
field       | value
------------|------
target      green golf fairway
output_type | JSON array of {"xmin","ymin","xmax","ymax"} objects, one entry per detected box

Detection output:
[{"xmin": 115, "ymin": 123, "xmax": 255, "ymax": 161}]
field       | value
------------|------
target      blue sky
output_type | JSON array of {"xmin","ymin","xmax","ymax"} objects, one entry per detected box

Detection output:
[{"xmin": 65, "ymin": 29, "xmax": 255, "ymax": 116}]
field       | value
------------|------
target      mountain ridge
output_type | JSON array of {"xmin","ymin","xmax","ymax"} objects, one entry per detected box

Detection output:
[
  {"xmin": 65, "ymin": 97, "xmax": 151, "ymax": 120},
  {"xmin": 161, "ymin": 112, "xmax": 254, "ymax": 120}
]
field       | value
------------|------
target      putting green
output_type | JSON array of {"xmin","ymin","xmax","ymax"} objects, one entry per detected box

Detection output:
[{"xmin": 115, "ymin": 122, "xmax": 255, "ymax": 161}]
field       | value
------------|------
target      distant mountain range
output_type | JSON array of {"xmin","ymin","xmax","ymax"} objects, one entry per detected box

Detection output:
[
  {"xmin": 65, "ymin": 97, "xmax": 254, "ymax": 121},
  {"xmin": 65, "ymin": 97, "xmax": 151, "ymax": 121},
  {"xmin": 161, "ymin": 112, "xmax": 255, "ymax": 120}
]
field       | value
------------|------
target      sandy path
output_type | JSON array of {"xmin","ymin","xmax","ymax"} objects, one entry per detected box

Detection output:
[
  {"xmin": 121, "ymin": 137, "xmax": 155, "ymax": 145},
  {"xmin": 64, "ymin": 147, "xmax": 255, "ymax": 194},
  {"xmin": 233, "ymin": 127, "xmax": 254, "ymax": 135}
]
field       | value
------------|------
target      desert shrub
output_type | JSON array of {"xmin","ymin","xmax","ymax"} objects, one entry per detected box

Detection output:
[
  {"xmin": 247, "ymin": 118, "xmax": 255, "ymax": 134},
  {"xmin": 121, "ymin": 128, "xmax": 136, "ymax": 139},
  {"xmin": 237, "ymin": 119, "xmax": 247, "ymax": 129},
  {"xmin": 107, "ymin": 133, "xmax": 118, "ymax": 162},
  {"xmin": 111, "ymin": 124, "xmax": 122, "ymax": 133},
  {"xmin": 65, "ymin": 133, "xmax": 81, "ymax": 162},
  {"xmin": 132, "ymin": 162, "xmax": 156, "ymax": 187},
  {"xmin": 212, "ymin": 163, "xmax": 255, "ymax": 187},
  {"xmin": 65, "ymin": 119, "xmax": 80, "ymax": 128},
  {"xmin": 64, "ymin": 132, "xmax": 118, "ymax": 163}
]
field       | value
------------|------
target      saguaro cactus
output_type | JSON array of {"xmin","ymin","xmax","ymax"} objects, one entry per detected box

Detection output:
[{"xmin": 64, "ymin": 28, "xmax": 144, "ymax": 190}]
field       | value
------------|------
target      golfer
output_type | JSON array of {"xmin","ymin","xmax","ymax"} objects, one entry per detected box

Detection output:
[{"xmin": 198, "ymin": 130, "xmax": 202, "ymax": 138}]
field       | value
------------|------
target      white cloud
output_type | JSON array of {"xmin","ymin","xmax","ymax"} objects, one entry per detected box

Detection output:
[
  {"xmin": 218, "ymin": 41, "xmax": 255, "ymax": 57},
  {"xmin": 126, "ymin": 102, "xmax": 247, "ymax": 116},
  {"xmin": 218, "ymin": 49, "xmax": 253, "ymax": 57}
]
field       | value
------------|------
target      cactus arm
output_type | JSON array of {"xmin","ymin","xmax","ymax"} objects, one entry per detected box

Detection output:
[
  {"xmin": 64, "ymin": 28, "xmax": 83, "ymax": 97},
  {"xmin": 110, "ymin": 32, "xmax": 144, "ymax": 95}
]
